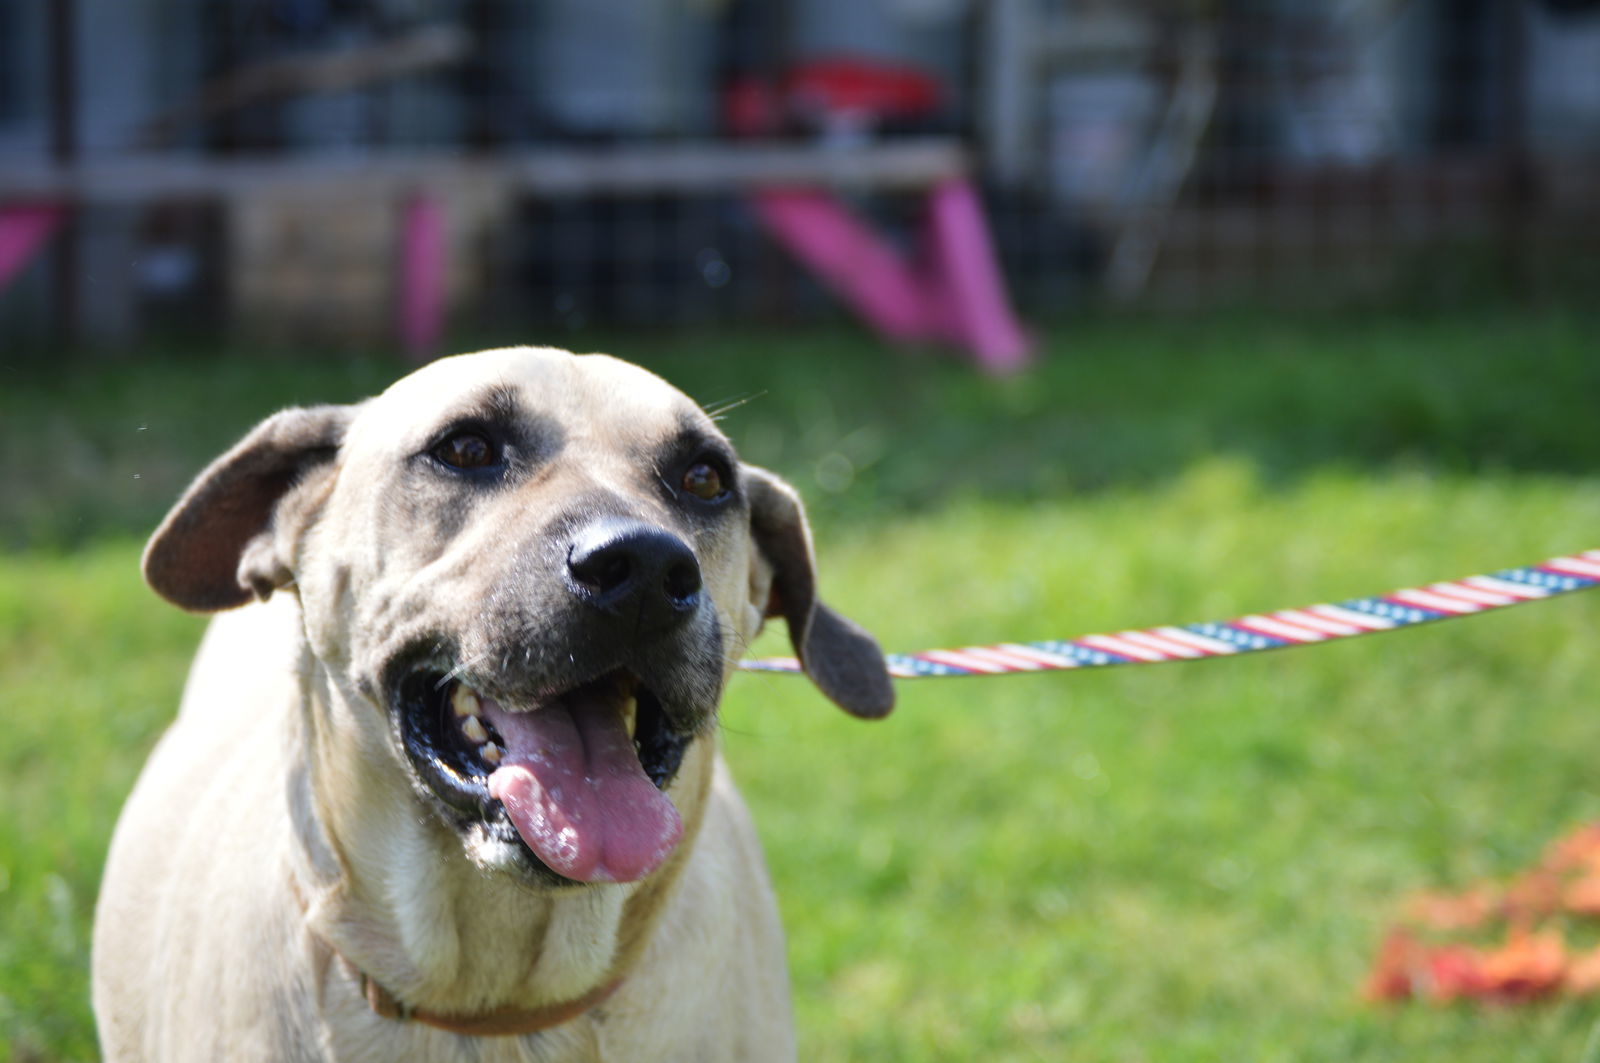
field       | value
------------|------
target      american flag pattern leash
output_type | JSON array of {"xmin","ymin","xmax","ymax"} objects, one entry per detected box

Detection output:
[{"xmin": 738, "ymin": 549, "xmax": 1600, "ymax": 680}]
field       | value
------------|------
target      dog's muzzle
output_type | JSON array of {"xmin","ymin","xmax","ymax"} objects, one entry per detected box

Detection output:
[{"xmin": 390, "ymin": 520, "xmax": 720, "ymax": 885}]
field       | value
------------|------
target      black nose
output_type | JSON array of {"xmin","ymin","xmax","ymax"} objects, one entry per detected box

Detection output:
[{"xmin": 567, "ymin": 519, "xmax": 703, "ymax": 626}]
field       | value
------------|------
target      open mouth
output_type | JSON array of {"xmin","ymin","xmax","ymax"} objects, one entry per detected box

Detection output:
[{"xmin": 395, "ymin": 667, "xmax": 692, "ymax": 883}]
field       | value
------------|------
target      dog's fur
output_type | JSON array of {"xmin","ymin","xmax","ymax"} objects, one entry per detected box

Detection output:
[{"xmin": 92, "ymin": 347, "xmax": 892, "ymax": 1061}]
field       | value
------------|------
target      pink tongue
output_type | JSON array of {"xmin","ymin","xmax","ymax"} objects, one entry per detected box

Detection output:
[{"xmin": 481, "ymin": 690, "xmax": 682, "ymax": 883}]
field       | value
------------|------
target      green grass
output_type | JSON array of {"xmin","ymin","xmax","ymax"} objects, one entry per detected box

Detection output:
[
  {"xmin": 728, "ymin": 463, "xmax": 1600, "ymax": 1061},
  {"xmin": 5, "ymin": 306, "xmax": 1598, "ymax": 546},
  {"xmin": 0, "ymin": 545, "xmax": 205, "ymax": 1061},
  {"xmin": 3, "ymin": 308, "xmax": 1599, "ymax": 1059}
]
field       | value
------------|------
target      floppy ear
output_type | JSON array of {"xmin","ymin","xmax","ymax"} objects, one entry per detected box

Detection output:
[
  {"xmin": 142, "ymin": 404, "xmax": 352, "ymax": 613},
  {"xmin": 743, "ymin": 464, "xmax": 894, "ymax": 719}
]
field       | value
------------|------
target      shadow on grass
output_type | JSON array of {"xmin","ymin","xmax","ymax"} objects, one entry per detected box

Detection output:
[{"xmin": 2, "ymin": 304, "xmax": 1596, "ymax": 550}]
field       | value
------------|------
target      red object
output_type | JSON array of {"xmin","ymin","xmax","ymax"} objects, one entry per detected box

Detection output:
[
  {"xmin": 783, "ymin": 58, "xmax": 942, "ymax": 124},
  {"xmin": 1426, "ymin": 944, "xmax": 1492, "ymax": 1002},
  {"xmin": 724, "ymin": 57, "xmax": 944, "ymax": 136}
]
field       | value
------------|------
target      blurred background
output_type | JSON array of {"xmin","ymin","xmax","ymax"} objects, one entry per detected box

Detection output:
[
  {"xmin": 3, "ymin": 3, "xmax": 1600, "ymax": 1061},
  {"xmin": 2, "ymin": 0, "xmax": 1598, "ymax": 348}
]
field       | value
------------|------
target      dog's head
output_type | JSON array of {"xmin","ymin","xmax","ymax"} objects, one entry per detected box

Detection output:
[{"xmin": 143, "ymin": 347, "xmax": 891, "ymax": 887}]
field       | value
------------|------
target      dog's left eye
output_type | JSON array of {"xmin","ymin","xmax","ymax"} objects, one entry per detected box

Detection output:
[
  {"xmin": 680, "ymin": 460, "xmax": 729, "ymax": 502},
  {"xmin": 433, "ymin": 432, "xmax": 498, "ymax": 470}
]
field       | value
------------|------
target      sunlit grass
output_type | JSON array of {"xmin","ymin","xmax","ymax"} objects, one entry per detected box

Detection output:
[
  {"xmin": 6, "ymin": 466, "xmax": 1595, "ymax": 1059},
  {"xmin": 2, "ymin": 308, "xmax": 1598, "ymax": 1059},
  {"xmin": 0, "ymin": 545, "xmax": 204, "ymax": 1061},
  {"xmin": 723, "ymin": 463, "xmax": 1600, "ymax": 1061}
]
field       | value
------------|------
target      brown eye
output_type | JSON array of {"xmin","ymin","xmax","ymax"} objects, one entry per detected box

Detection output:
[
  {"xmin": 681, "ymin": 461, "xmax": 727, "ymax": 501},
  {"xmin": 433, "ymin": 432, "xmax": 497, "ymax": 470}
]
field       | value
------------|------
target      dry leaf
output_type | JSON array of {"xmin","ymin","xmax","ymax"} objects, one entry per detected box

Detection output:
[
  {"xmin": 1564, "ymin": 947, "xmax": 1600, "ymax": 996},
  {"xmin": 1364, "ymin": 823, "xmax": 1600, "ymax": 1007},
  {"xmin": 1477, "ymin": 927, "xmax": 1565, "ymax": 1001},
  {"xmin": 1405, "ymin": 887, "xmax": 1495, "ymax": 930}
]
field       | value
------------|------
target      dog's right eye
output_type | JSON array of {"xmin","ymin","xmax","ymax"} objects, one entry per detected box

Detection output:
[
  {"xmin": 432, "ymin": 432, "xmax": 498, "ymax": 470},
  {"xmin": 681, "ymin": 461, "xmax": 726, "ymax": 501}
]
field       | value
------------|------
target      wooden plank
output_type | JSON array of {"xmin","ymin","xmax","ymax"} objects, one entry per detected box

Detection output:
[{"xmin": 0, "ymin": 139, "xmax": 970, "ymax": 202}]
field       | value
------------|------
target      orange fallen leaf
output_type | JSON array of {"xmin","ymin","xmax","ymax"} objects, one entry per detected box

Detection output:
[
  {"xmin": 1565, "ymin": 947, "xmax": 1600, "ymax": 996},
  {"xmin": 1363, "ymin": 929, "xmax": 1423, "ymax": 1002},
  {"xmin": 1545, "ymin": 824, "xmax": 1600, "ymax": 873},
  {"xmin": 1363, "ymin": 823, "xmax": 1600, "ymax": 1007},
  {"xmin": 1563, "ymin": 873, "xmax": 1600, "ymax": 917},
  {"xmin": 1501, "ymin": 870, "xmax": 1565, "ymax": 922},
  {"xmin": 1405, "ymin": 887, "xmax": 1495, "ymax": 930},
  {"xmin": 1477, "ymin": 927, "xmax": 1566, "ymax": 1002}
]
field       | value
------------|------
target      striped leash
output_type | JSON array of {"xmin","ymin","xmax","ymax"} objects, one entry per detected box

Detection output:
[{"xmin": 739, "ymin": 549, "xmax": 1600, "ymax": 679}]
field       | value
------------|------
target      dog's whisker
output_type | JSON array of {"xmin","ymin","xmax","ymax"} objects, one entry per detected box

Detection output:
[
  {"xmin": 701, "ymin": 391, "xmax": 766, "ymax": 422},
  {"xmin": 648, "ymin": 456, "xmax": 680, "ymax": 498},
  {"xmin": 436, "ymin": 651, "xmax": 493, "ymax": 689}
]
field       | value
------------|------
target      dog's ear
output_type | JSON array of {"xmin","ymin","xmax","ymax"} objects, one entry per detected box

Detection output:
[
  {"xmin": 143, "ymin": 404, "xmax": 353, "ymax": 613},
  {"xmin": 742, "ymin": 464, "xmax": 894, "ymax": 719}
]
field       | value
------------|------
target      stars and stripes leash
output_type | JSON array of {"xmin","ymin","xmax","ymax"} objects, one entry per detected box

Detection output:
[{"xmin": 738, "ymin": 549, "xmax": 1600, "ymax": 680}]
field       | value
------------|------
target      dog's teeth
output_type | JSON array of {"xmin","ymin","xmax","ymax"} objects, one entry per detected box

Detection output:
[
  {"xmin": 450, "ymin": 686, "xmax": 480, "ymax": 718},
  {"xmin": 460, "ymin": 715, "xmax": 489, "ymax": 744},
  {"xmin": 481, "ymin": 742, "xmax": 502, "ymax": 765},
  {"xmin": 622, "ymin": 695, "xmax": 638, "ymax": 739}
]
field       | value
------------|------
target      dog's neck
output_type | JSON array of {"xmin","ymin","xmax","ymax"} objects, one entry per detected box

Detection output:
[{"xmin": 283, "ymin": 643, "xmax": 707, "ymax": 1020}]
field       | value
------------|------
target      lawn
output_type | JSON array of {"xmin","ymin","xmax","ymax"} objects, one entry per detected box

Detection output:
[{"xmin": 3, "ymin": 308, "xmax": 1599, "ymax": 1060}]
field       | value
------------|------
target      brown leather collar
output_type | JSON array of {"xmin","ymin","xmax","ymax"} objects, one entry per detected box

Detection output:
[
  {"xmin": 292, "ymin": 874, "xmax": 623, "ymax": 1037},
  {"xmin": 358, "ymin": 967, "xmax": 624, "ymax": 1037}
]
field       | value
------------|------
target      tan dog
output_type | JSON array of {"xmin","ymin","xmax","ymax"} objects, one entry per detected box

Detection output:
[{"xmin": 92, "ymin": 347, "xmax": 892, "ymax": 1061}]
